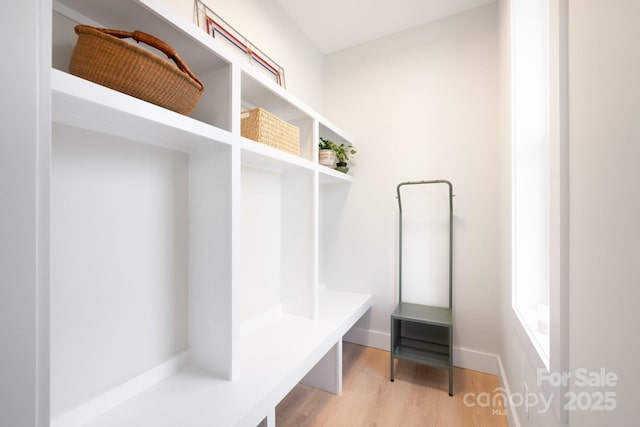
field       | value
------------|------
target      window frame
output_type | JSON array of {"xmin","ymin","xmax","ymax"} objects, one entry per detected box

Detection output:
[
  {"xmin": 509, "ymin": 0, "xmax": 569, "ymax": 422},
  {"xmin": 511, "ymin": 0, "xmax": 551, "ymax": 369}
]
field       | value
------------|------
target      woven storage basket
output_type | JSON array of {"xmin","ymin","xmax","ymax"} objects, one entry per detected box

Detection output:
[
  {"xmin": 69, "ymin": 25, "xmax": 204, "ymax": 115},
  {"xmin": 241, "ymin": 108, "xmax": 300, "ymax": 155}
]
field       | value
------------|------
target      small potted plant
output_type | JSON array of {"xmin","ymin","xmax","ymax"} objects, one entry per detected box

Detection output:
[
  {"xmin": 319, "ymin": 137, "xmax": 337, "ymax": 167},
  {"xmin": 333, "ymin": 143, "xmax": 356, "ymax": 173}
]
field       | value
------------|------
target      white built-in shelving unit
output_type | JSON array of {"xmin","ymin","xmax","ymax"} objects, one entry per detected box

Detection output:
[{"xmin": 49, "ymin": 0, "xmax": 371, "ymax": 426}]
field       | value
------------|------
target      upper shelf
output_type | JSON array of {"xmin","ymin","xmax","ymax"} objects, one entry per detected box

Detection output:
[
  {"xmin": 52, "ymin": 0, "xmax": 356, "ymax": 180},
  {"xmin": 53, "ymin": 68, "xmax": 355, "ymax": 185},
  {"xmin": 240, "ymin": 136, "xmax": 316, "ymax": 174},
  {"xmin": 52, "ymin": 69, "xmax": 233, "ymax": 153},
  {"xmin": 319, "ymin": 166, "xmax": 354, "ymax": 184}
]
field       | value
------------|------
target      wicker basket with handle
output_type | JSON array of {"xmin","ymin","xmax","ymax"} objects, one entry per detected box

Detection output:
[
  {"xmin": 241, "ymin": 108, "xmax": 300, "ymax": 155},
  {"xmin": 69, "ymin": 25, "xmax": 204, "ymax": 116}
]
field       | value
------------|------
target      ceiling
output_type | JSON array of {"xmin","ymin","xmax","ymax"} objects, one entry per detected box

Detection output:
[{"xmin": 274, "ymin": 0, "xmax": 495, "ymax": 54}]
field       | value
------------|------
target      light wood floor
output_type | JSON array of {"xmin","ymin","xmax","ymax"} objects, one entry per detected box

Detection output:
[{"xmin": 276, "ymin": 342, "xmax": 509, "ymax": 427}]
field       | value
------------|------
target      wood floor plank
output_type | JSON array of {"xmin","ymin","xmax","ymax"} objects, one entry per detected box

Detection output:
[{"xmin": 276, "ymin": 342, "xmax": 508, "ymax": 427}]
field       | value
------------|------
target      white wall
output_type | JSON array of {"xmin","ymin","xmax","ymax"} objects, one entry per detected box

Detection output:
[
  {"xmin": 154, "ymin": 0, "xmax": 325, "ymax": 111},
  {"xmin": 323, "ymin": 4, "xmax": 501, "ymax": 362},
  {"xmin": 240, "ymin": 167, "xmax": 282, "ymax": 322},
  {"xmin": 50, "ymin": 125, "xmax": 190, "ymax": 416},
  {"xmin": 498, "ymin": 1, "xmax": 640, "ymax": 426},
  {"xmin": 568, "ymin": 0, "xmax": 640, "ymax": 425}
]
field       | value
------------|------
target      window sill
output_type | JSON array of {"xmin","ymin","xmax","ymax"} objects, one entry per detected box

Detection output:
[{"xmin": 512, "ymin": 306, "xmax": 550, "ymax": 371}]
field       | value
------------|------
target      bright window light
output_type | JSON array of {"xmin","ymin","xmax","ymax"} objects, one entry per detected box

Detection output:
[{"xmin": 512, "ymin": 0, "xmax": 550, "ymax": 364}]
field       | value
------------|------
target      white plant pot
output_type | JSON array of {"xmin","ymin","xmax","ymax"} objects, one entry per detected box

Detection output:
[{"xmin": 319, "ymin": 149, "xmax": 336, "ymax": 167}]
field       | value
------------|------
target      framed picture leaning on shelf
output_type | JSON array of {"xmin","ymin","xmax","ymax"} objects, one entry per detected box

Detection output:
[{"xmin": 194, "ymin": 0, "xmax": 286, "ymax": 88}]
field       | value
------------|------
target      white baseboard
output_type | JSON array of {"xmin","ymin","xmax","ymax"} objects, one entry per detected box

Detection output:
[
  {"xmin": 344, "ymin": 327, "xmax": 498, "ymax": 376},
  {"xmin": 496, "ymin": 354, "xmax": 521, "ymax": 427},
  {"xmin": 344, "ymin": 326, "xmax": 390, "ymax": 351},
  {"xmin": 453, "ymin": 346, "xmax": 499, "ymax": 375}
]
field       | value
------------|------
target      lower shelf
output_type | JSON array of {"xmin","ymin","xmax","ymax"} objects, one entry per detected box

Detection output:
[
  {"xmin": 392, "ymin": 338, "xmax": 450, "ymax": 370},
  {"xmin": 52, "ymin": 290, "xmax": 372, "ymax": 427},
  {"xmin": 390, "ymin": 304, "xmax": 454, "ymax": 395}
]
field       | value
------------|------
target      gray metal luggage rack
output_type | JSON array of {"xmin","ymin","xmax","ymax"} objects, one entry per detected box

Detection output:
[{"xmin": 390, "ymin": 180, "xmax": 454, "ymax": 396}]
